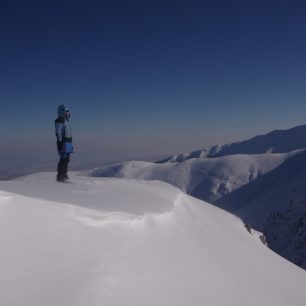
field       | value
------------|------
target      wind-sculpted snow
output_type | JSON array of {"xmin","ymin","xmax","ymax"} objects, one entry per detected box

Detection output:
[
  {"xmin": 90, "ymin": 150, "xmax": 306, "ymax": 269},
  {"xmin": 1, "ymin": 173, "xmax": 306, "ymax": 306},
  {"xmin": 159, "ymin": 124, "xmax": 306, "ymax": 163}
]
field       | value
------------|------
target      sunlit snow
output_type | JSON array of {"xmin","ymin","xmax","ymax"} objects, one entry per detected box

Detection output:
[{"xmin": 1, "ymin": 173, "xmax": 306, "ymax": 306}]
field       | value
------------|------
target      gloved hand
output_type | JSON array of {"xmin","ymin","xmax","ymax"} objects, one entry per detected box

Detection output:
[{"xmin": 57, "ymin": 141, "xmax": 63, "ymax": 152}]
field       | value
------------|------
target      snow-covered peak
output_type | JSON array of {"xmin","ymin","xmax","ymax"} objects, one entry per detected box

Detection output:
[
  {"xmin": 1, "ymin": 173, "xmax": 306, "ymax": 305},
  {"xmin": 159, "ymin": 124, "xmax": 306, "ymax": 163}
]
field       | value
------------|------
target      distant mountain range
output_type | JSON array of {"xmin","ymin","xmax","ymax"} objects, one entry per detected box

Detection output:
[
  {"xmin": 158, "ymin": 124, "xmax": 306, "ymax": 162},
  {"xmin": 89, "ymin": 124, "xmax": 306, "ymax": 269}
]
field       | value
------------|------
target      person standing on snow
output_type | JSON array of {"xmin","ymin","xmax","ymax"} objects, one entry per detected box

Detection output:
[{"xmin": 55, "ymin": 105, "xmax": 73, "ymax": 182}]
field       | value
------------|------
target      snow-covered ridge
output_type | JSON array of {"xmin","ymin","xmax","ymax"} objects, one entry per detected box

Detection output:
[
  {"xmin": 89, "ymin": 150, "xmax": 298, "ymax": 203},
  {"xmin": 89, "ymin": 149, "xmax": 306, "ymax": 269},
  {"xmin": 159, "ymin": 124, "xmax": 306, "ymax": 163},
  {"xmin": 1, "ymin": 173, "xmax": 306, "ymax": 306}
]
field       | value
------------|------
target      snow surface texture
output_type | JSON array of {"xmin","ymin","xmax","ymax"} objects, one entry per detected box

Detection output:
[
  {"xmin": 1, "ymin": 173, "xmax": 306, "ymax": 306},
  {"xmin": 90, "ymin": 150, "xmax": 306, "ymax": 269},
  {"xmin": 159, "ymin": 123, "xmax": 306, "ymax": 163}
]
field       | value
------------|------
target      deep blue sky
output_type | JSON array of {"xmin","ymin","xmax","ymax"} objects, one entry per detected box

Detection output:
[{"xmin": 1, "ymin": 0, "xmax": 306, "ymax": 170}]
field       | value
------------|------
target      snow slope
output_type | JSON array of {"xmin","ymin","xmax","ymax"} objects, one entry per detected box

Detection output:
[
  {"xmin": 1, "ymin": 173, "xmax": 306, "ymax": 306},
  {"xmin": 226, "ymin": 153, "xmax": 306, "ymax": 269},
  {"xmin": 89, "ymin": 150, "xmax": 306, "ymax": 269},
  {"xmin": 159, "ymin": 124, "xmax": 306, "ymax": 163},
  {"xmin": 213, "ymin": 149, "xmax": 306, "ymax": 268},
  {"xmin": 89, "ymin": 151, "xmax": 298, "ymax": 203}
]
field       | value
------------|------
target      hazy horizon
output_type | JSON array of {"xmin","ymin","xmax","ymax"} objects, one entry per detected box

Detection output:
[
  {"xmin": 1, "ymin": 1, "xmax": 306, "ymax": 177},
  {"xmin": 1, "ymin": 121, "xmax": 305, "ymax": 179}
]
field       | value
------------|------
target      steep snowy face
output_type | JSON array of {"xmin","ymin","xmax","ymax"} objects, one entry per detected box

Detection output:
[
  {"xmin": 159, "ymin": 123, "xmax": 306, "ymax": 163},
  {"xmin": 236, "ymin": 168, "xmax": 306, "ymax": 270},
  {"xmin": 1, "ymin": 173, "xmax": 306, "ymax": 306}
]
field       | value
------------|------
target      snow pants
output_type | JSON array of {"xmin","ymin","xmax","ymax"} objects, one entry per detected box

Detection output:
[{"xmin": 57, "ymin": 154, "xmax": 70, "ymax": 181}]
